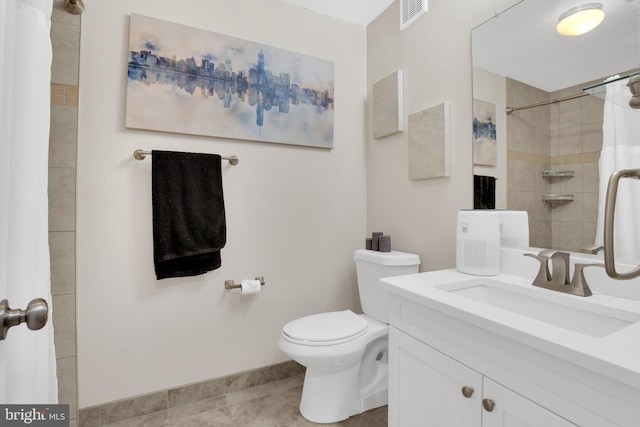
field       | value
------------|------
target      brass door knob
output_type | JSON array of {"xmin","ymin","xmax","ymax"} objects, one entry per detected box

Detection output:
[
  {"xmin": 461, "ymin": 386, "xmax": 474, "ymax": 398},
  {"xmin": 482, "ymin": 398, "xmax": 495, "ymax": 412}
]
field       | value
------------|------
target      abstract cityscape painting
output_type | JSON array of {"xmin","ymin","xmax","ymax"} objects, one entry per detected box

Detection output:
[
  {"xmin": 126, "ymin": 14, "xmax": 334, "ymax": 148},
  {"xmin": 472, "ymin": 98, "xmax": 497, "ymax": 166}
]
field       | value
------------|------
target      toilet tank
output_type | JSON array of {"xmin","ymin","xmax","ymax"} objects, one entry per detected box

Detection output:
[{"xmin": 354, "ymin": 249, "xmax": 420, "ymax": 323}]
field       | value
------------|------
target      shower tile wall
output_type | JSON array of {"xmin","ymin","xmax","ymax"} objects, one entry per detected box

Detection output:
[
  {"xmin": 506, "ymin": 78, "xmax": 552, "ymax": 248},
  {"xmin": 50, "ymin": 1, "xmax": 80, "ymax": 425},
  {"xmin": 548, "ymin": 83, "xmax": 603, "ymax": 252},
  {"xmin": 506, "ymin": 78, "xmax": 603, "ymax": 252}
]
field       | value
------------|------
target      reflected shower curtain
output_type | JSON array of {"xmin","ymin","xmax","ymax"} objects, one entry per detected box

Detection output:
[
  {"xmin": 0, "ymin": 0, "xmax": 57, "ymax": 403},
  {"xmin": 595, "ymin": 77, "xmax": 640, "ymax": 260}
]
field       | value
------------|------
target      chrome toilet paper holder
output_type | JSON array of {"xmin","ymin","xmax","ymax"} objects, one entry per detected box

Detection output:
[{"xmin": 224, "ymin": 276, "xmax": 266, "ymax": 290}]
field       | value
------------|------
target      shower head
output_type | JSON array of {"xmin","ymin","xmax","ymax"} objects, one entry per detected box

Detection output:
[
  {"xmin": 628, "ymin": 74, "xmax": 640, "ymax": 109},
  {"xmin": 64, "ymin": 0, "xmax": 84, "ymax": 15}
]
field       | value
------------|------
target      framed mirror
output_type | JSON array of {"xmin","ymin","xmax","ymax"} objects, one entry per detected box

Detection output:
[{"xmin": 471, "ymin": 0, "xmax": 640, "ymax": 254}]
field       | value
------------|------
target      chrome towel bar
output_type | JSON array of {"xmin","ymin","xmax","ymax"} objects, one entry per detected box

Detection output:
[
  {"xmin": 133, "ymin": 149, "xmax": 239, "ymax": 165},
  {"xmin": 225, "ymin": 276, "xmax": 265, "ymax": 290}
]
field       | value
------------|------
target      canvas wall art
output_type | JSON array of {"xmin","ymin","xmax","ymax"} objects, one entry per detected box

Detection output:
[
  {"xmin": 472, "ymin": 98, "xmax": 497, "ymax": 166},
  {"xmin": 408, "ymin": 103, "xmax": 450, "ymax": 180},
  {"xmin": 372, "ymin": 70, "xmax": 404, "ymax": 139},
  {"xmin": 126, "ymin": 14, "xmax": 334, "ymax": 148}
]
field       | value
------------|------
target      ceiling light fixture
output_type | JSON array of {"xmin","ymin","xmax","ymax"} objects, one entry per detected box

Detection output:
[{"xmin": 556, "ymin": 3, "xmax": 605, "ymax": 36}]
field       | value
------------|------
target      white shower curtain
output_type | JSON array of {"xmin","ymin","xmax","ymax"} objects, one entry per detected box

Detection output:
[
  {"xmin": 595, "ymin": 77, "xmax": 640, "ymax": 260},
  {"xmin": 0, "ymin": 0, "xmax": 57, "ymax": 403}
]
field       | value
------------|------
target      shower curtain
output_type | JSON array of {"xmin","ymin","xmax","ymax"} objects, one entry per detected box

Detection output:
[
  {"xmin": 0, "ymin": 0, "xmax": 57, "ymax": 403},
  {"xmin": 595, "ymin": 77, "xmax": 640, "ymax": 260}
]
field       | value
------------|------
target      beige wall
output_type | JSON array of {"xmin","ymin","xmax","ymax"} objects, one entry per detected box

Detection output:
[
  {"xmin": 76, "ymin": 0, "xmax": 367, "ymax": 408},
  {"xmin": 366, "ymin": 0, "xmax": 517, "ymax": 271}
]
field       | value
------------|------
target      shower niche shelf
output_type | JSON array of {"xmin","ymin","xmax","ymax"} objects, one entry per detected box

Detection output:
[
  {"xmin": 542, "ymin": 171, "xmax": 574, "ymax": 205},
  {"xmin": 543, "ymin": 170, "xmax": 574, "ymax": 178},
  {"xmin": 542, "ymin": 194, "xmax": 574, "ymax": 204}
]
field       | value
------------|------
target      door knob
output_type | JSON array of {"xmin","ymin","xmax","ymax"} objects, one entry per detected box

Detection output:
[{"xmin": 0, "ymin": 298, "xmax": 48, "ymax": 340}]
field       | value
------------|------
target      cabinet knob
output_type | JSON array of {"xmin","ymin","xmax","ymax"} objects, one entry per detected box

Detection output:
[
  {"xmin": 482, "ymin": 398, "xmax": 495, "ymax": 412},
  {"xmin": 461, "ymin": 386, "xmax": 474, "ymax": 398}
]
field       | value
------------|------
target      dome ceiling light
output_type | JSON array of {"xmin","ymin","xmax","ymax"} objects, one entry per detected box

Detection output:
[{"xmin": 556, "ymin": 3, "xmax": 605, "ymax": 36}]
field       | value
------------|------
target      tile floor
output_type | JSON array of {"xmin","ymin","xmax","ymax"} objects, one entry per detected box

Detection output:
[{"xmin": 84, "ymin": 374, "xmax": 387, "ymax": 427}]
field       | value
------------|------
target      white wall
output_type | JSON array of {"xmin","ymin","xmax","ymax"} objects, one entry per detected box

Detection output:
[
  {"xmin": 76, "ymin": 0, "xmax": 367, "ymax": 407},
  {"xmin": 366, "ymin": 0, "xmax": 518, "ymax": 271}
]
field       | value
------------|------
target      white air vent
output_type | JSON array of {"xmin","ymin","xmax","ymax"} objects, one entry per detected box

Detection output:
[{"xmin": 400, "ymin": 0, "xmax": 427, "ymax": 31}]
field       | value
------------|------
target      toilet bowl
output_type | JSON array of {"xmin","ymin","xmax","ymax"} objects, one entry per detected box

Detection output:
[
  {"xmin": 278, "ymin": 249, "xmax": 420, "ymax": 424},
  {"xmin": 278, "ymin": 311, "xmax": 389, "ymax": 423}
]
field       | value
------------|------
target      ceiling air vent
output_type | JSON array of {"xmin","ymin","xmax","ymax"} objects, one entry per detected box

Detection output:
[{"xmin": 400, "ymin": 0, "xmax": 427, "ymax": 31}]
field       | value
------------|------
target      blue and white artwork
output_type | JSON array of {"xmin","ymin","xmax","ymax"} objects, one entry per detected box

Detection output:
[
  {"xmin": 126, "ymin": 14, "xmax": 334, "ymax": 148},
  {"xmin": 472, "ymin": 98, "xmax": 497, "ymax": 166}
]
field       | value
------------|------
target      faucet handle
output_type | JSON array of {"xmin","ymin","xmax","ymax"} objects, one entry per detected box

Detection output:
[
  {"xmin": 550, "ymin": 251, "xmax": 571, "ymax": 285},
  {"xmin": 569, "ymin": 263, "xmax": 605, "ymax": 297},
  {"xmin": 523, "ymin": 253, "xmax": 551, "ymax": 283}
]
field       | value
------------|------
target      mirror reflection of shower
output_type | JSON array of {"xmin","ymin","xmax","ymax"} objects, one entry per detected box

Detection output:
[{"xmin": 471, "ymin": 0, "xmax": 640, "ymax": 254}]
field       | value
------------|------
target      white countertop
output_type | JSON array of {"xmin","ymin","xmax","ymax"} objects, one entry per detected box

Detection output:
[{"xmin": 380, "ymin": 268, "xmax": 640, "ymax": 390}]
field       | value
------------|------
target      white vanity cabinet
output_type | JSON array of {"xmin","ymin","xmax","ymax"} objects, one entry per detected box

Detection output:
[
  {"xmin": 389, "ymin": 327, "xmax": 575, "ymax": 427},
  {"xmin": 382, "ymin": 275, "xmax": 640, "ymax": 427},
  {"xmin": 389, "ymin": 326, "xmax": 481, "ymax": 426}
]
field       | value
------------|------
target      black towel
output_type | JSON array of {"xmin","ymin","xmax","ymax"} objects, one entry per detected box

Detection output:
[
  {"xmin": 152, "ymin": 150, "xmax": 226, "ymax": 280},
  {"xmin": 474, "ymin": 175, "xmax": 496, "ymax": 209}
]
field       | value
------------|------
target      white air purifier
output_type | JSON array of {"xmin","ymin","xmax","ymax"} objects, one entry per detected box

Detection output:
[
  {"xmin": 498, "ymin": 210, "xmax": 529, "ymax": 247},
  {"xmin": 456, "ymin": 210, "xmax": 500, "ymax": 276}
]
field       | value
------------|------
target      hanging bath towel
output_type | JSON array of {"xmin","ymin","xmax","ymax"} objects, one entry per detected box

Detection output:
[
  {"xmin": 152, "ymin": 150, "xmax": 226, "ymax": 279},
  {"xmin": 473, "ymin": 175, "xmax": 496, "ymax": 209}
]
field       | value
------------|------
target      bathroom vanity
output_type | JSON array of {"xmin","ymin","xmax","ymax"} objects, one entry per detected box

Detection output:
[{"xmin": 381, "ymin": 266, "xmax": 640, "ymax": 426}]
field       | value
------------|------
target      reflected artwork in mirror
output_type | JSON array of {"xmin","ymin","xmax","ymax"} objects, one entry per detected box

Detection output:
[{"xmin": 471, "ymin": 0, "xmax": 640, "ymax": 254}]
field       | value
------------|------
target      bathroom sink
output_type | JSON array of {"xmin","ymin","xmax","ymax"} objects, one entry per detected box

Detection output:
[{"xmin": 436, "ymin": 278, "xmax": 640, "ymax": 338}]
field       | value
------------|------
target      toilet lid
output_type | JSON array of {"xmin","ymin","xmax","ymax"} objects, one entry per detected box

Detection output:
[{"xmin": 282, "ymin": 310, "xmax": 367, "ymax": 343}]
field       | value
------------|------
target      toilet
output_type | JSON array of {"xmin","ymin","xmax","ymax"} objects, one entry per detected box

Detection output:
[{"xmin": 278, "ymin": 249, "xmax": 420, "ymax": 423}]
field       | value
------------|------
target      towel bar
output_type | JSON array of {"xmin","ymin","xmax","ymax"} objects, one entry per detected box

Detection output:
[
  {"xmin": 225, "ymin": 276, "xmax": 265, "ymax": 290},
  {"xmin": 133, "ymin": 149, "xmax": 239, "ymax": 165}
]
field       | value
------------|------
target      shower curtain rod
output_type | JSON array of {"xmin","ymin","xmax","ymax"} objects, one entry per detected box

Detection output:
[
  {"xmin": 505, "ymin": 92, "xmax": 589, "ymax": 114},
  {"xmin": 133, "ymin": 149, "xmax": 239, "ymax": 165}
]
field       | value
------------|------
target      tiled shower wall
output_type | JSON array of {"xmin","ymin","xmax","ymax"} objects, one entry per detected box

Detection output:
[
  {"xmin": 506, "ymin": 78, "xmax": 603, "ymax": 252},
  {"xmin": 49, "ymin": 1, "xmax": 80, "ymax": 425},
  {"xmin": 548, "ymin": 83, "xmax": 603, "ymax": 252},
  {"xmin": 506, "ymin": 79, "xmax": 553, "ymax": 247}
]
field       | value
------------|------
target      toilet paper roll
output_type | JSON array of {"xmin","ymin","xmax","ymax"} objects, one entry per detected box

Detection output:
[{"xmin": 240, "ymin": 279, "xmax": 261, "ymax": 295}]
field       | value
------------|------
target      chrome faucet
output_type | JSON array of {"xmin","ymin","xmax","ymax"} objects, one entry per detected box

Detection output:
[{"xmin": 524, "ymin": 250, "xmax": 604, "ymax": 297}]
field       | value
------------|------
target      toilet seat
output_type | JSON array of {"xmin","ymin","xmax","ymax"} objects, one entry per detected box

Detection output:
[{"xmin": 282, "ymin": 310, "xmax": 368, "ymax": 346}]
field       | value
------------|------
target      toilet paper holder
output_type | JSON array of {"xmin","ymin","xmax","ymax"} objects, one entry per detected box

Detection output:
[{"xmin": 224, "ymin": 276, "xmax": 266, "ymax": 290}]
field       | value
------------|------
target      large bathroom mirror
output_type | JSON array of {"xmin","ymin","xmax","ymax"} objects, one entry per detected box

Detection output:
[{"xmin": 471, "ymin": 0, "xmax": 640, "ymax": 254}]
